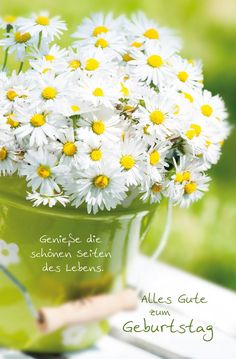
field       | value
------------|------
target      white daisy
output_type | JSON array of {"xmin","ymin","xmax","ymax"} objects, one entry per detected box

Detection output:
[
  {"xmin": 134, "ymin": 92, "xmax": 177, "ymax": 140},
  {"xmin": 171, "ymin": 56, "xmax": 203, "ymax": 92},
  {"xmin": 29, "ymin": 44, "xmax": 67, "ymax": 74},
  {"xmin": 126, "ymin": 12, "xmax": 181, "ymax": 50},
  {"xmin": 0, "ymin": 15, "xmax": 18, "ymax": 30},
  {"xmin": 77, "ymin": 108, "xmax": 122, "ymax": 143},
  {"xmin": 0, "ymin": 239, "xmax": 19, "ymax": 267},
  {"xmin": 72, "ymin": 12, "xmax": 124, "ymax": 40},
  {"xmin": 26, "ymin": 191, "xmax": 69, "ymax": 208},
  {"xmin": 0, "ymin": 143, "xmax": 18, "ymax": 175},
  {"xmin": 182, "ymin": 117, "xmax": 209, "ymax": 156},
  {"xmin": 56, "ymin": 127, "xmax": 81, "ymax": 167},
  {"xmin": 64, "ymin": 48, "xmax": 82, "ymax": 72},
  {"xmin": 118, "ymin": 138, "xmax": 144, "ymax": 186},
  {"xmin": 1, "ymin": 111, "xmax": 21, "ymax": 130},
  {"xmin": 77, "ymin": 74, "xmax": 120, "ymax": 108},
  {"xmin": 65, "ymin": 164, "xmax": 127, "ymax": 213},
  {"xmin": 62, "ymin": 325, "xmax": 86, "ymax": 346},
  {"xmin": 178, "ymin": 172, "xmax": 210, "ymax": 208},
  {"xmin": 42, "ymin": 43, "xmax": 67, "ymax": 61},
  {"xmin": 20, "ymin": 148, "xmax": 65, "ymax": 196},
  {"xmin": 0, "ymin": 30, "xmax": 33, "ymax": 60},
  {"xmin": 17, "ymin": 11, "xmax": 67, "ymax": 42},
  {"xmin": 0, "ymin": 71, "xmax": 33, "ymax": 111},
  {"xmin": 199, "ymin": 140, "xmax": 222, "ymax": 169},
  {"xmin": 79, "ymin": 136, "xmax": 111, "ymax": 169},
  {"xmin": 14, "ymin": 107, "xmax": 65, "ymax": 147},
  {"xmin": 140, "ymin": 177, "xmax": 164, "ymax": 204},
  {"xmin": 118, "ymin": 76, "xmax": 142, "ymax": 101},
  {"xmin": 144, "ymin": 142, "xmax": 170, "ymax": 181},
  {"xmin": 129, "ymin": 42, "xmax": 175, "ymax": 86},
  {"xmin": 73, "ymin": 31, "xmax": 126, "ymax": 60},
  {"xmin": 165, "ymin": 156, "xmax": 210, "ymax": 207},
  {"xmin": 172, "ymin": 90, "xmax": 198, "ymax": 118},
  {"xmin": 78, "ymin": 48, "xmax": 115, "ymax": 75},
  {"xmin": 31, "ymin": 72, "xmax": 75, "ymax": 114},
  {"xmin": 194, "ymin": 89, "xmax": 227, "ymax": 121}
]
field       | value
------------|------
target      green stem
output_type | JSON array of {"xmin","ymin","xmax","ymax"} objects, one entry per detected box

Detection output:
[
  {"xmin": 17, "ymin": 61, "xmax": 24, "ymax": 74},
  {"xmin": 0, "ymin": 264, "xmax": 38, "ymax": 320},
  {"xmin": 37, "ymin": 31, "xmax": 42, "ymax": 50},
  {"xmin": 2, "ymin": 47, "xmax": 9, "ymax": 71}
]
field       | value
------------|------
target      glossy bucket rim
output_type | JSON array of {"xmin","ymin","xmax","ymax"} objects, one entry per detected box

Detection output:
[{"xmin": 0, "ymin": 175, "xmax": 157, "ymax": 219}]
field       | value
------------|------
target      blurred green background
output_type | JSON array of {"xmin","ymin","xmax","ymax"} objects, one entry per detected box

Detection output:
[{"xmin": 0, "ymin": 0, "xmax": 236, "ymax": 290}]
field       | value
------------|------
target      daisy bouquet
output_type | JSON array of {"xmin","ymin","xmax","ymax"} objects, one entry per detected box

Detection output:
[{"xmin": 0, "ymin": 11, "xmax": 230, "ymax": 214}]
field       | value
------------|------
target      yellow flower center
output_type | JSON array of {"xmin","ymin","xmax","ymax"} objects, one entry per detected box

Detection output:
[
  {"xmin": 190, "ymin": 124, "xmax": 202, "ymax": 136},
  {"xmin": 178, "ymin": 71, "xmax": 189, "ymax": 82},
  {"xmin": 185, "ymin": 123, "xmax": 202, "ymax": 140},
  {"xmin": 37, "ymin": 165, "xmax": 51, "ymax": 179},
  {"xmin": 69, "ymin": 59, "xmax": 81, "ymax": 69},
  {"xmin": 143, "ymin": 124, "xmax": 150, "ymax": 135},
  {"xmin": 30, "ymin": 114, "xmax": 46, "ymax": 127},
  {"xmin": 123, "ymin": 53, "xmax": 134, "ymax": 62},
  {"xmin": 3, "ymin": 15, "xmax": 16, "ymax": 23},
  {"xmin": 185, "ymin": 130, "xmax": 195, "ymax": 140},
  {"xmin": 93, "ymin": 87, "xmax": 104, "ymax": 97},
  {"xmin": 183, "ymin": 171, "xmax": 191, "ymax": 181},
  {"xmin": 120, "ymin": 155, "xmax": 135, "ymax": 170},
  {"xmin": 0, "ymin": 148, "xmax": 7, "ymax": 161},
  {"xmin": 144, "ymin": 28, "xmax": 159, "ymax": 39},
  {"xmin": 150, "ymin": 110, "xmax": 165, "ymax": 125},
  {"xmin": 6, "ymin": 114, "xmax": 20, "ymax": 128},
  {"xmin": 131, "ymin": 41, "xmax": 143, "ymax": 48},
  {"xmin": 175, "ymin": 173, "xmax": 184, "ymax": 183},
  {"xmin": 14, "ymin": 31, "xmax": 31, "ymax": 43},
  {"xmin": 175, "ymin": 171, "xmax": 191, "ymax": 183},
  {"xmin": 173, "ymin": 105, "xmax": 180, "ymax": 115},
  {"xmin": 95, "ymin": 38, "xmax": 108, "ymax": 48},
  {"xmin": 93, "ymin": 26, "xmax": 108, "ymax": 37},
  {"xmin": 45, "ymin": 54, "xmax": 55, "ymax": 61},
  {"xmin": 94, "ymin": 175, "xmax": 109, "ymax": 188},
  {"xmin": 85, "ymin": 58, "xmax": 100, "ymax": 71},
  {"xmin": 147, "ymin": 55, "xmax": 163, "ymax": 68},
  {"xmin": 63, "ymin": 142, "xmax": 77, "ymax": 156},
  {"xmin": 184, "ymin": 182, "xmax": 197, "ymax": 194},
  {"xmin": 182, "ymin": 92, "xmax": 194, "ymax": 102},
  {"xmin": 120, "ymin": 82, "xmax": 129, "ymax": 97},
  {"xmin": 36, "ymin": 16, "xmax": 50, "ymax": 26},
  {"xmin": 186, "ymin": 124, "xmax": 202, "ymax": 139},
  {"xmin": 92, "ymin": 121, "xmax": 105, "ymax": 135},
  {"xmin": 201, "ymin": 104, "xmax": 213, "ymax": 117},
  {"xmin": 42, "ymin": 87, "xmax": 57, "ymax": 100},
  {"xmin": 71, "ymin": 105, "xmax": 80, "ymax": 112},
  {"xmin": 90, "ymin": 149, "xmax": 102, "ymax": 161},
  {"xmin": 151, "ymin": 183, "xmax": 162, "ymax": 193},
  {"xmin": 206, "ymin": 140, "xmax": 212, "ymax": 147},
  {"xmin": 6, "ymin": 89, "xmax": 18, "ymax": 101},
  {"xmin": 149, "ymin": 150, "xmax": 160, "ymax": 165}
]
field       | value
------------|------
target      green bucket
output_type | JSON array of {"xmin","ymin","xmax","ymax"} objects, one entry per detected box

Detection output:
[{"xmin": 0, "ymin": 175, "xmax": 157, "ymax": 353}]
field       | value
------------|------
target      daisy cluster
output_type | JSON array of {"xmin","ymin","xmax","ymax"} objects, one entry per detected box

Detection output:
[{"xmin": 0, "ymin": 12, "xmax": 230, "ymax": 213}]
